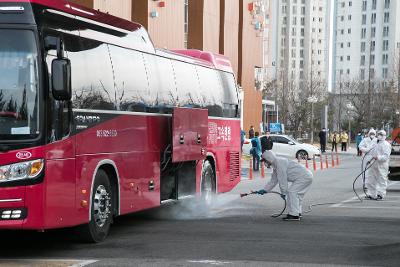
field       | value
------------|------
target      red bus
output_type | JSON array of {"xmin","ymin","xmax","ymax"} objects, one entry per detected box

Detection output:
[{"xmin": 0, "ymin": 0, "xmax": 241, "ymax": 242}]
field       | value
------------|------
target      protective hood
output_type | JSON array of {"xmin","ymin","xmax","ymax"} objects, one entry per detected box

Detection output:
[
  {"xmin": 263, "ymin": 150, "xmax": 277, "ymax": 165},
  {"xmin": 377, "ymin": 130, "xmax": 386, "ymax": 141},
  {"xmin": 368, "ymin": 128, "xmax": 376, "ymax": 136}
]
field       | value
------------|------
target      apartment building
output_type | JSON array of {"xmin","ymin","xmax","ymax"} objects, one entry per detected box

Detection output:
[
  {"xmin": 332, "ymin": 0, "xmax": 400, "ymax": 89},
  {"xmin": 266, "ymin": 0, "xmax": 329, "ymax": 89}
]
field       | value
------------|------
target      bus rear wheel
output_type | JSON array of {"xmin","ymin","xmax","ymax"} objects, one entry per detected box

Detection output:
[
  {"xmin": 79, "ymin": 169, "xmax": 113, "ymax": 243},
  {"xmin": 201, "ymin": 160, "xmax": 216, "ymax": 206}
]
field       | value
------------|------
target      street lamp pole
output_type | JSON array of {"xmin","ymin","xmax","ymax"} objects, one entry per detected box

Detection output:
[{"xmin": 311, "ymin": 102, "xmax": 314, "ymax": 144}]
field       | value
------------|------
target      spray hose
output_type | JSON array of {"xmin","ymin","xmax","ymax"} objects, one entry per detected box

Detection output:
[
  {"xmin": 303, "ymin": 158, "xmax": 377, "ymax": 214},
  {"xmin": 240, "ymin": 190, "xmax": 287, "ymax": 218}
]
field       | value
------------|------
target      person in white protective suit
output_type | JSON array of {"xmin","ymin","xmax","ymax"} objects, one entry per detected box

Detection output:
[
  {"xmin": 256, "ymin": 150, "xmax": 313, "ymax": 221},
  {"xmin": 359, "ymin": 128, "xmax": 378, "ymax": 199},
  {"xmin": 369, "ymin": 130, "xmax": 392, "ymax": 200}
]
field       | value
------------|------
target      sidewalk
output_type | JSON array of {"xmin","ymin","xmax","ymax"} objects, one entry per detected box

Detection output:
[{"xmin": 316, "ymin": 143, "xmax": 358, "ymax": 156}]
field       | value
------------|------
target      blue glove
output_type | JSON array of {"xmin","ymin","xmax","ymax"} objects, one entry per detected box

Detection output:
[
  {"xmin": 280, "ymin": 194, "xmax": 286, "ymax": 200},
  {"xmin": 257, "ymin": 189, "xmax": 267, "ymax": 195}
]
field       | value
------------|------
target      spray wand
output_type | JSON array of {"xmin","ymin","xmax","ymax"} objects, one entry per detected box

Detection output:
[{"xmin": 240, "ymin": 190, "xmax": 287, "ymax": 218}]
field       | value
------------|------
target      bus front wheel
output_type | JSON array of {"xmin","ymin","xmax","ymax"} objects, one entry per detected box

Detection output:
[{"xmin": 79, "ymin": 169, "xmax": 113, "ymax": 243}]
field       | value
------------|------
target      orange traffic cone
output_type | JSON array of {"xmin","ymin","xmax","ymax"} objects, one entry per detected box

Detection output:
[
  {"xmin": 320, "ymin": 155, "xmax": 324, "ymax": 170},
  {"xmin": 313, "ymin": 156, "xmax": 317, "ymax": 171},
  {"xmin": 331, "ymin": 152, "xmax": 335, "ymax": 167},
  {"xmin": 325, "ymin": 154, "xmax": 329, "ymax": 169},
  {"xmin": 336, "ymin": 152, "xmax": 340, "ymax": 166}
]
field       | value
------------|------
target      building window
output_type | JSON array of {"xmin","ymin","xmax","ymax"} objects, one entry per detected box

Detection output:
[
  {"xmin": 361, "ymin": 55, "xmax": 365, "ymax": 66},
  {"xmin": 370, "ymin": 68, "xmax": 375, "ymax": 79},
  {"xmin": 371, "ymin": 13, "xmax": 376, "ymax": 24},
  {"xmin": 361, "ymin": 42, "xmax": 365, "ymax": 52},
  {"xmin": 370, "ymin": 55, "xmax": 375, "ymax": 65},
  {"xmin": 341, "ymin": 16, "xmax": 344, "ymax": 21},
  {"xmin": 348, "ymin": 28, "xmax": 351, "ymax": 34},
  {"xmin": 371, "ymin": 41, "xmax": 375, "ymax": 51},
  {"xmin": 347, "ymin": 69, "xmax": 350, "ymax": 75},
  {"xmin": 362, "ymin": 14, "xmax": 366, "ymax": 25},
  {"xmin": 292, "ymin": 38, "xmax": 296, "ymax": 46},
  {"xmin": 372, "ymin": 0, "xmax": 377, "ymax": 9},
  {"xmin": 385, "ymin": 0, "xmax": 390, "ymax": 9},
  {"xmin": 384, "ymin": 12, "xmax": 390, "ymax": 23},
  {"xmin": 300, "ymin": 39, "xmax": 304, "ymax": 47},
  {"xmin": 382, "ymin": 54, "xmax": 388, "ymax": 65},
  {"xmin": 348, "ymin": 15, "xmax": 351, "ymax": 20},
  {"xmin": 383, "ymin": 26, "xmax": 389, "ymax": 37},
  {"xmin": 383, "ymin": 40, "xmax": 389, "ymax": 51},
  {"xmin": 340, "ymin": 43, "xmax": 344, "ymax": 48},
  {"xmin": 301, "ymin": 6, "xmax": 305, "ymax": 15},
  {"xmin": 362, "ymin": 1, "xmax": 367, "ymax": 11},
  {"xmin": 340, "ymin": 56, "xmax": 343, "ymax": 62},
  {"xmin": 371, "ymin": 27, "xmax": 376, "ymax": 38},
  {"xmin": 301, "ymin": 17, "xmax": 305, "ymax": 25},
  {"xmin": 341, "ymin": 29, "xmax": 344, "ymax": 35},
  {"xmin": 349, "ymin": 1, "xmax": 352, "ymax": 6},
  {"xmin": 347, "ymin": 55, "xmax": 351, "ymax": 61},
  {"xmin": 347, "ymin": 42, "xmax": 351, "ymax": 47},
  {"xmin": 301, "ymin": 28, "xmax": 304, "ymax": 36},
  {"xmin": 383, "ymin": 68, "xmax": 388, "ymax": 78},
  {"xmin": 300, "ymin": 49, "xmax": 304, "ymax": 58},
  {"xmin": 361, "ymin": 28, "xmax": 366, "ymax": 38},
  {"xmin": 360, "ymin": 69, "xmax": 365, "ymax": 79},
  {"xmin": 341, "ymin": 2, "xmax": 345, "ymax": 8}
]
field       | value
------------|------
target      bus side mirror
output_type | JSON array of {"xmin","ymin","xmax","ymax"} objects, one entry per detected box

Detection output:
[{"xmin": 52, "ymin": 58, "xmax": 71, "ymax": 101}]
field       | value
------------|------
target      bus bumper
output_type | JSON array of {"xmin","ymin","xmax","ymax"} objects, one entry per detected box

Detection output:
[{"xmin": 0, "ymin": 184, "xmax": 44, "ymax": 230}]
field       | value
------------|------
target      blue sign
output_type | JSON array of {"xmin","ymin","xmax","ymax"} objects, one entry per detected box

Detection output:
[{"xmin": 269, "ymin": 123, "xmax": 282, "ymax": 133}]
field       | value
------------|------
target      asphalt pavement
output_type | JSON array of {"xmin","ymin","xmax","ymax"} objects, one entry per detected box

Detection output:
[{"xmin": 1, "ymin": 154, "xmax": 400, "ymax": 267}]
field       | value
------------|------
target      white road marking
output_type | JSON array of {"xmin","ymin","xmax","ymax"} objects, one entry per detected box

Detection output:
[
  {"xmin": 0, "ymin": 259, "xmax": 97, "ymax": 267},
  {"xmin": 70, "ymin": 260, "xmax": 98, "ymax": 267},
  {"xmin": 331, "ymin": 181, "xmax": 400, "ymax": 208},
  {"xmin": 336, "ymin": 205, "xmax": 400, "ymax": 209},
  {"xmin": 330, "ymin": 197, "xmax": 359, "ymax": 208},
  {"xmin": 188, "ymin": 260, "xmax": 232, "ymax": 265}
]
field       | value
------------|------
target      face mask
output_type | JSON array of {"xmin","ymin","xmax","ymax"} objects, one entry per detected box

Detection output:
[{"xmin": 370, "ymin": 134, "xmax": 375, "ymax": 139}]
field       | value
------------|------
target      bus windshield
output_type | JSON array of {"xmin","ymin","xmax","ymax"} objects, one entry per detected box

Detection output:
[{"xmin": 0, "ymin": 29, "xmax": 39, "ymax": 141}]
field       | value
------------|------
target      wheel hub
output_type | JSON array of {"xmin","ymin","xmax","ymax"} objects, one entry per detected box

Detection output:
[{"xmin": 93, "ymin": 185, "xmax": 111, "ymax": 227}]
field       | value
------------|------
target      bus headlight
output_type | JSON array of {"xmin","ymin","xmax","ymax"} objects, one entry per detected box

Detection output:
[{"xmin": 0, "ymin": 159, "xmax": 44, "ymax": 182}]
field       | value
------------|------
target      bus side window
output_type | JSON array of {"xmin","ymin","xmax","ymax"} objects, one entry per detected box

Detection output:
[
  {"xmin": 108, "ymin": 45, "xmax": 149, "ymax": 112},
  {"xmin": 142, "ymin": 54, "xmax": 177, "ymax": 113},
  {"xmin": 196, "ymin": 66, "xmax": 223, "ymax": 117},
  {"xmin": 172, "ymin": 61, "xmax": 201, "ymax": 108},
  {"xmin": 69, "ymin": 38, "xmax": 115, "ymax": 110}
]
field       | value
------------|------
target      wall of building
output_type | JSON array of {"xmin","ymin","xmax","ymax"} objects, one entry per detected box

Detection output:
[
  {"xmin": 239, "ymin": 0, "xmax": 263, "ymax": 134},
  {"xmin": 220, "ymin": 0, "xmax": 239, "ymax": 77},
  {"xmin": 146, "ymin": 0, "xmax": 185, "ymax": 49},
  {"xmin": 94, "ymin": 0, "xmax": 132, "ymax": 20}
]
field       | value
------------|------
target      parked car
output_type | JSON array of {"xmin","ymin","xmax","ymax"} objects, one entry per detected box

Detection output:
[
  {"xmin": 389, "ymin": 128, "xmax": 400, "ymax": 181},
  {"xmin": 243, "ymin": 134, "xmax": 320, "ymax": 160}
]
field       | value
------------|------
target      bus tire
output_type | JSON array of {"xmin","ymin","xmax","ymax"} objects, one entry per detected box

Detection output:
[
  {"xmin": 201, "ymin": 160, "xmax": 216, "ymax": 205},
  {"xmin": 78, "ymin": 169, "xmax": 113, "ymax": 243}
]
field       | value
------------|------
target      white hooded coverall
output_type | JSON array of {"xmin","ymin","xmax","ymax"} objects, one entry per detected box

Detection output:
[
  {"xmin": 359, "ymin": 131, "xmax": 377, "ymax": 197},
  {"xmin": 370, "ymin": 137, "xmax": 391, "ymax": 198},
  {"xmin": 262, "ymin": 151, "xmax": 313, "ymax": 216}
]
